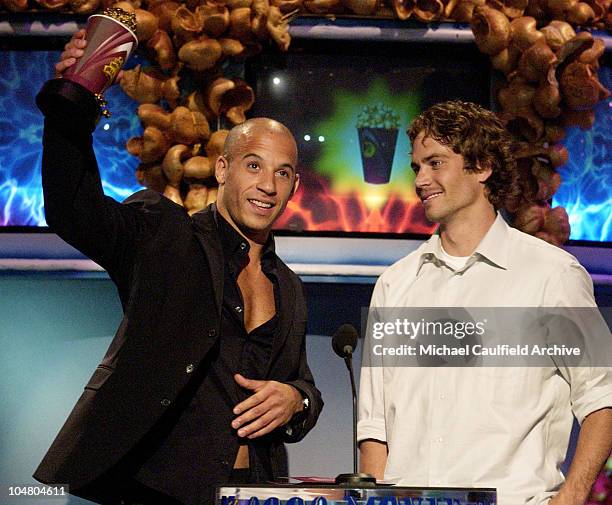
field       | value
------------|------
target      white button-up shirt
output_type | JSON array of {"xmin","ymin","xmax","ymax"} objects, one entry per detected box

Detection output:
[{"xmin": 358, "ymin": 214, "xmax": 612, "ymax": 505}]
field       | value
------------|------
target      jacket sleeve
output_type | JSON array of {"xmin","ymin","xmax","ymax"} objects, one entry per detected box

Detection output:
[
  {"xmin": 283, "ymin": 278, "xmax": 323, "ymax": 443},
  {"xmin": 283, "ymin": 340, "xmax": 324, "ymax": 443},
  {"xmin": 41, "ymin": 103, "xmax": 161, "ymax": 285}
]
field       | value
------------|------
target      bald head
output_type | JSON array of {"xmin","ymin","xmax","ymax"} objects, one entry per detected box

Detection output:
[
  {"xmin": 214, "ymin": 116, "xmax": 300, "ymax": 243},
  {"xmin": 222, "ymin": 118, "xmax": 297, "ymax": 163}
]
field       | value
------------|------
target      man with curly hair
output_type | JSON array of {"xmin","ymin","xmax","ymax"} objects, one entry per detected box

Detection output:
[{"xmin": 358, "ymin": 101, "xmax": 612, "ymax": 505}]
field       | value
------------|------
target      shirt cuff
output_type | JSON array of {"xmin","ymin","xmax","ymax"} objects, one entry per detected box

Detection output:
[
  {"xmin": 357, "ymin": 419, "xmax": 387, "ymax": 444},
  {"xmin": 573, "ymin": 387, "xmax": 612, "ymax": 425},
  {"xmin": 283, "ymin": 382, "xmax": 309, "ymax": 436}
]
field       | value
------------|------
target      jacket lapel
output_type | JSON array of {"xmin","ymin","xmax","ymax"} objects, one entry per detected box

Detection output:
[
  {"xmin": 190, "ymin": 206, "xmax": 224, "ymax": 315},
  {"xmin": 265, "ymin": 265, "xmax": 295, "ymax": 377}
]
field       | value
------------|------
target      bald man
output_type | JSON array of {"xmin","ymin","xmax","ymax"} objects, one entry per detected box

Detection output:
[{"xmin": 33, "ymin": 34, "xmax": 323, "ymax": 505}]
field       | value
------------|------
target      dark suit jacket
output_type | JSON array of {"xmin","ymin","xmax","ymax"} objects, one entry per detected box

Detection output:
[{"xmin": 33, "ymin": 106, "xmax": 323, "ymax": 504}]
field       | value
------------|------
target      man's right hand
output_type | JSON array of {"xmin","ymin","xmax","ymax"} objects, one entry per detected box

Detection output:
[{"xmin": 55, "ymin": 29, "xmax": 87, "ymax": 78}]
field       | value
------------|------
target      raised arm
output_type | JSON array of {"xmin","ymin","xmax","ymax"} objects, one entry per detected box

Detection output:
[{"xmin": 40, "ymin": 31, "xmax": 158, "ymax": 281}]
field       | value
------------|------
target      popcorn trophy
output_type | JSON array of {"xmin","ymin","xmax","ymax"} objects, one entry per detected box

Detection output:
[{"xmin": 36, "ymin": 7, "xmax": 138, "ymax": 121}]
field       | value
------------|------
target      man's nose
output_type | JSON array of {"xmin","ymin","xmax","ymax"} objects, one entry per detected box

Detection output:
[
  {"xmin": 257, "ymin": 169, "xmax": 277, "ymax": 194},
  {"xmin": 414, "ymin": 167, "xmax": 431, "ymax": 189}
]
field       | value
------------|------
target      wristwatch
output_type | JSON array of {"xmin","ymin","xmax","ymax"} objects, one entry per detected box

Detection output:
[{"xmin": 286, "ymin": 393, "xmax": 309, "ymax": 437}]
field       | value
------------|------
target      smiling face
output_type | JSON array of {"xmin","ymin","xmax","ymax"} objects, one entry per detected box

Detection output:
[
  {"xmin": 411, "ymin": 132, "xmax": 492, "ymax": 226},
  {"xmin": 215, "ymin": 119, "xmax": 300, "ymax": 243}
]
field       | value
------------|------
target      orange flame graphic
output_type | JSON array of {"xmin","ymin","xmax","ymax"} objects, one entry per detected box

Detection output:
[{"xmin": 275, "ymin": 180, "xmax": 436, "ymax": 234}]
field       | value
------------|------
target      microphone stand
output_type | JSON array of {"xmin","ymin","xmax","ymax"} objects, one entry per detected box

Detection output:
[
  {"xmin": 347, "ymin": 354, "xmax": 358, "ymax": 475},
  {"xmin": 335, "ymin": 347, "xmax": 377, "ymax": 487}
]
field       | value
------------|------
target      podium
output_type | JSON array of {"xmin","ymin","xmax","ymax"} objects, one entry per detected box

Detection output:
[{"xmin": 217, "ymin": 484, "xmax": 496, "ymax": 505}]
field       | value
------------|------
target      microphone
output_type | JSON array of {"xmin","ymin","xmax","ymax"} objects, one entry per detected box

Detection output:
[
  {"xmin": 332, "ymin": 324, "xmax": 376, "ymax": 487},
  {"xmin": 332, "ymin": 323, "xmax": 358, "ymax": 358}
]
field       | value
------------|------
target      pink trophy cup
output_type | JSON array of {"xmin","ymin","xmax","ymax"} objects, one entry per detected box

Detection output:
[{"xmin": 37, "ymin": 7, "xmax": 137, "ymax": 121}]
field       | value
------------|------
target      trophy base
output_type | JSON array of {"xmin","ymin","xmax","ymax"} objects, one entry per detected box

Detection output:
[
  {"xmin": 335, "ymin": 473, "xmax": 377, "ymax": 487},
  {"xmin": 36, "ymin": 79, "xmax": 101, "ymax": 126}
]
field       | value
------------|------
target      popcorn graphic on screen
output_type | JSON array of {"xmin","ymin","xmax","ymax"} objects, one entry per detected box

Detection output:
[{"xmin": 356, "ymin": 104, "xmax": 400, "ymax": 184}]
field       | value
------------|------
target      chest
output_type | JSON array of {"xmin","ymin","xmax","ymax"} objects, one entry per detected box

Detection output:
[
  {"xmin": 237, "ymin": 268, "xmax": 276, "ymax": 333},
  {"xmin": 389, "ymin": 263, "xmax": 548, "ymax": 307}
]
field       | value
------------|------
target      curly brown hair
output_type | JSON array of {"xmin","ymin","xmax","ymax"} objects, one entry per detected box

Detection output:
[{"xmin": 408, "ymin": 100, "xmax": 520, "ymax": 210}]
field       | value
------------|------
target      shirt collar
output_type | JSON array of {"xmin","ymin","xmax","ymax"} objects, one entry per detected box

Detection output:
[
  {"xmin": 213, "ymin": 204, "xmax": 277, "ymax": 272},
  {"xmin": 417, "ymin": 213, "xmax": 510, "ymax": 274},
  {"xmin": 473, "ymin": 213, "xmax": 510, "ymax": 269}
]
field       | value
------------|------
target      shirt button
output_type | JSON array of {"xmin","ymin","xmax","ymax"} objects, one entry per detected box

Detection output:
[
  {"xmin": 186, "ymin": 364, "xmax": 194, "ymax": 374},
  {"xmin": 437, "ymin": 436, "xmax": 444, "ymax": 443},
  {"xmin": 235, "ymin": 306, "xmax": 243, "ymax": 313},
  {"xmin": 208, "ymin": 329, "xmax": 217, "ymax": 337},
  {"xmin": 240, "ymin": 243, "xmax": 247, "ymax": 250},
  {"xmin": 161, "ymin": 398, "xmax": 171, "ymax": 407},
  {"xmin": 439, "ymin": 393, "xmax": 445, "ymax": 400}
]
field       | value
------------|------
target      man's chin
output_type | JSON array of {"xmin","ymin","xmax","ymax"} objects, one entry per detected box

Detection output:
[
  {"xmin": 239, "ymin": 220, "xmax": 274, "ymax": 242},
  {"xmin": 424, "ymin": 210, "xmax": 443, "ymax": 224}
]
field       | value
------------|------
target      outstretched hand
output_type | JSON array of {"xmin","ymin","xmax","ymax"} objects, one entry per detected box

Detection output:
[
  {"xmin": 55, "ymin": 29, "xmax": 86, "ymax": 78},
  {"xmin": 54, "ymin": 29, "xmax": 123, "ymax": 84},
  {"xmin": 231, "ymin": 373, "xmax": 304, "ymax": 439}
]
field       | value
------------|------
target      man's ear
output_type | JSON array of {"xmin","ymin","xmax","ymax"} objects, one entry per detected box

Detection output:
[
  {"xmin": 290, "ymin": 173, "xmax": 300, "ymax": 198},
  {"xmin": 215, "ymin": 156, "xmax": 229, "ymax": 185},
  {"xmin": 476, "ymin": 164, "xmax": 492, "ymax": 184}
]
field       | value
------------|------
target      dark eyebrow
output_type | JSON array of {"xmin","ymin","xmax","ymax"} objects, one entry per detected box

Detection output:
[
  {"xmin": 423, "ymin": 154, "xmax": 446, "ymax": 162},
  {"xmin": 412, "ymin": 154, "xmax": 447, "ymax": 169},
  {"xmin": 278, "ymin": 163, "xmax": 296, "ymax": 174}
]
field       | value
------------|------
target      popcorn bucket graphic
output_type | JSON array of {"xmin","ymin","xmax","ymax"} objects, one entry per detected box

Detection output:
[
  {"xmin": 358, "ymin": 127, "xmax": 399, "ymax": 184},
  {"xmin": 356, "ymin": 104, "xmax": 401, "ymax": 185}
]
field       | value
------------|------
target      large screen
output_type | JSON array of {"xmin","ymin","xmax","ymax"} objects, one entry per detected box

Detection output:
[
  {"xmin": 248, "ymin": 40, "xmax": 491, "ymax": 235},
  {"xmin": 1, "ymin": 40, "xmax": 609, "ymax": 243},
  {"xmin": 0, "ymin": 48, "xmax": 143, "ymax": 228},
  {"xmin": 552, "ymin": 62, "xmax": 611, "ymax": 243}
]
